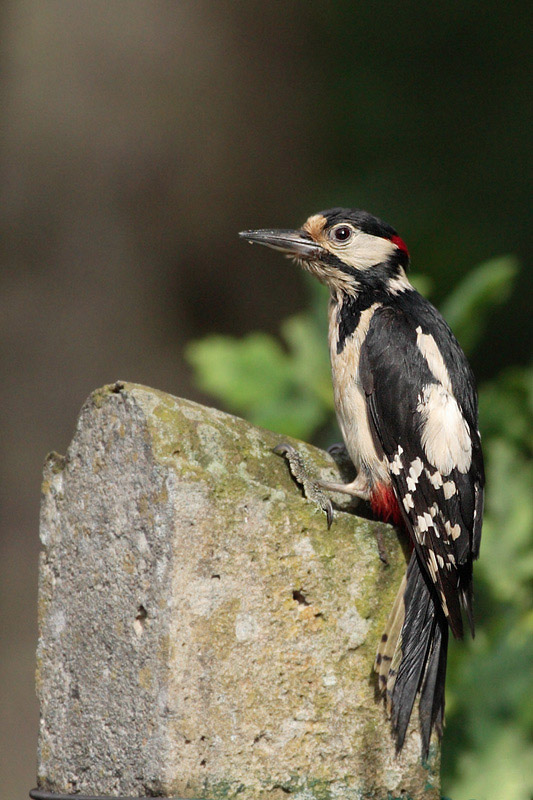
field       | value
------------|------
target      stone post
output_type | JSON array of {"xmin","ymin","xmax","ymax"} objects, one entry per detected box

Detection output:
[{"xmin": 35, "ymin": 382, "xmax": 439, "ymax": 799}]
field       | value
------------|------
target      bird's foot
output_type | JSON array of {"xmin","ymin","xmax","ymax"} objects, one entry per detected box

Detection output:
[
  {"xmin": 273, "ymin": 443, "xmax": 335, "ymax": 528},
  {"xmin": 274, "ymin": 443, "xmax": 372, "ymax": 528}
]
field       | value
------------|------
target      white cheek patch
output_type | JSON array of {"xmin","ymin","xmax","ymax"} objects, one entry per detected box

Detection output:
[
  {"xmin": 417, "ymin": 383, "xmax": 472, "ymax": 475},
  {"xmin": 331, "ymin": 231, "xmax": 397, "ymax": 271}
]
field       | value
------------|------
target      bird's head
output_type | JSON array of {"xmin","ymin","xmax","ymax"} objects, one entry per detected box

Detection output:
[{"xmin": 240, "ymin": 208, "xmax": 410, "ymax": 295}]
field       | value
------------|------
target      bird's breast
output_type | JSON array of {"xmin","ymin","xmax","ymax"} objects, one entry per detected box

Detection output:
[{"xmin": 328, "ymin": 299, "xmax": 389, "ymax": 485}]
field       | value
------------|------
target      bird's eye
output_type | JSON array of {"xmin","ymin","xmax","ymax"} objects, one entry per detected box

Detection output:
[{"xmin": 331, "ymin": 225, "xmax": 353, "ymax": 243}]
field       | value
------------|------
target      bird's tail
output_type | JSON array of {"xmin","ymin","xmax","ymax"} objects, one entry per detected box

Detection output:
[{"xmin": 374, "ymin": 550, "xmax": 449, "ymax": 758}]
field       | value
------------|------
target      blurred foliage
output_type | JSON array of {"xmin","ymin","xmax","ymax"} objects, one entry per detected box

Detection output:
[
  {"xmin": 440, "ymin": 256, "xmax": 519, "ymax": 355},
  {"xmin": 186, "ymin": 256, "xmax": 533, "ymax": 800},
  {"xmin": 186, "ymin": 275, "xmax": 333, "ymax": 440}
]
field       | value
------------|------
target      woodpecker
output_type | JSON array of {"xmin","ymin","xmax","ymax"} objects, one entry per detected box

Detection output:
[{"xmin": 239, "ymin": 208, "xmax": 484, "ymax": 757}]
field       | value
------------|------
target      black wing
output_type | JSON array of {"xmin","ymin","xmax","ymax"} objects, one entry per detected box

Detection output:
[{"xmin": 360, "ymin": 302, "xmax": 484, "ymax": 639}]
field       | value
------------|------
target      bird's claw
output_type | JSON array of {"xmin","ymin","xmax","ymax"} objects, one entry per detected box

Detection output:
[{"xmin": 273, "ymin": 442, "xmax": 334, "ymax": 528}]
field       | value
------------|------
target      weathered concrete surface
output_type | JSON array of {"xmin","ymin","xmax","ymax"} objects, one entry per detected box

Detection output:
[{"xmin": 36, "ymin": 382, "xmax": 440, "ymax": 799}]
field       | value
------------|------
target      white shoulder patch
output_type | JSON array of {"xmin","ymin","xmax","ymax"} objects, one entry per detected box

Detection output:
[
  {"xmin": 417, "ymin": 383, "xmax": 472, "ymax": 474},
  {"xmin": 416, "ymin": 328, "xmax": 452, "ymax": 393}
]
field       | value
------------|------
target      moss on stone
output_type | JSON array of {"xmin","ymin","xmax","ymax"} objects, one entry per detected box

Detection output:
[{"xmin": 36, "ymin": 382, "xmax": 439, "ymax": 800}]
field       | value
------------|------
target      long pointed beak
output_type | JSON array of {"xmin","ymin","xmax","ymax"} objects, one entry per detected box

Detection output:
[{"xmin": 239, "ymin": 228, "xmax": 325, "ymax": 259}]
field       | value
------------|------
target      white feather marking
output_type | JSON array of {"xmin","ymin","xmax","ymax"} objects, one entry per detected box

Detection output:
[
  {"xmin": 428, "ymin": 550, "xmax": 439, "ymax": 575},
  {"xmin": 406, "ymin": 457, "xmax": 424, "ymax": 490},
  {"xmin": 417, "ymin": 383, "xmax": 472, "ymax": 474},
  {"xmin": 427, "ymin": 468, "xmax": 443, "ymax": 489},
  {"xmin": 403, "ymin": 492, "xmax": 414, "ymax": 511},
  {"xmin": 437, "ymin": 554, "xmax": 445, "ymax": 568},
  {"xmin": 388, "ymin": 274, "xmax": 412, "ymax": 294},
  {"xmin": 426, "ymin": 549, "xmax": 438, "ymax": 581},
  {"xmin": 445, "ymin": 521, "xmax": 461, "ymax": 540},
  {"xmin": 423, "ymin": 512, "xmax": 434, "ymax": 529},
  {"xmin": 389, "ymin": 445, "xmax": 404, "ymax": 475},
  {"xmin": 443, "ymin": 480, "xmax": 456, "ymax": 499},
  {"xmin": 417, "ymin": 514, "xmax": 428, "ymax": 532},
  {"xmin": 416, "ymin": 328, "xmax": 453, "ymax": 393}
]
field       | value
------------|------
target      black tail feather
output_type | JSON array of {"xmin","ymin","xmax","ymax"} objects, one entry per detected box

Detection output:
[
  {"xmin": 391, "ymin": 551, "xmax": 448, "ymax": 756},
  {"xmin": 418, "ymin": 614, "xmax": 448, "ymax": 756}
]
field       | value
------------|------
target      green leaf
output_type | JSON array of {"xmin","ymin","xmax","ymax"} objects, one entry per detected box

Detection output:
[
  {"xmin": 440, "ymin": 255, "xmax": 519, "ymax": 354},
  {"xmin": 184, "ymin": 321, "xmax": 332, "ymax": 440},
  {"xmin": 185, "ymin": 333, "xmax": 291, "ymax": 411},
  {"xmin": 280, "ymin": 313, "xmax": 333, "ymax": 410}
]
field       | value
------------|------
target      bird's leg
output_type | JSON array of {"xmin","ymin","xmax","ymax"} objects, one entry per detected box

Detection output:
[
  {"xmin": 315, "ymin": 472, "xmax": 371, "ymax": 499},
  {"xmin": 273, "ymin": 442, "xmax": 370, "ymax": 528}
]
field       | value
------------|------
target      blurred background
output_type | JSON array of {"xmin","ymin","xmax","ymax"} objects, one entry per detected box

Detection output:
[{"xmin": 1, "ymin": 2, "xmax": 531, "ymax": 799}]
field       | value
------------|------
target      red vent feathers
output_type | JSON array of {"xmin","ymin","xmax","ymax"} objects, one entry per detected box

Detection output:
[{"xmin": 370, "ymin": 483, "xmax": 402, "ymax": 525}]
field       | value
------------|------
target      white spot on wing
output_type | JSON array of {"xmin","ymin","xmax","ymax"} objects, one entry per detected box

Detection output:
[
  {"xmin": 417, "ymin": 383, "xmax": 472, "ymax": 474},
  {"xmin": 417, "ymin": 514, "xmax": 428, "ymax": 532},
  {"xmin": 403, "ymin": 493, "xmax": 414, "ymax": 511},
  {"xmin": 443, "ymin": 480, "xmax": 456, "ymax": 499},
  {"xmin": 427, "ymin": 549, "xmax": 439, "ymax": 581},
  {"xmin": 444, "ymin": 521, "xmax": 461, "ymax": 540},
  {"xmin": 406, "ymin": 457, "xmax": 424, "ymax": 491},
  {"xmin": 389, "ymin": 445, "xmax": 404, "ymax": 475},
  {"xmin": 423, "ymin": 512, "xmax": 434, "ymax": 530},
  {"xmin": 427, "ymin": 468, "xmax": 443, "ymax": 489}
]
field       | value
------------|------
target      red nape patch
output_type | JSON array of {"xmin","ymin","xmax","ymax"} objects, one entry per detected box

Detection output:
[
  {"xmin": 370, "ymin": 484, "xmax": 402, "ymax": 526},
  {"xmin": 390, "ymin": 235, "xmax": 409, "ymax": 256}
]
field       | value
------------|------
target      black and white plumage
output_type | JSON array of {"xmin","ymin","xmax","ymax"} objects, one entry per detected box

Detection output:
[{"xmin": 240, "ymin": 208, "xmax": 484, "ymax": 757}]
